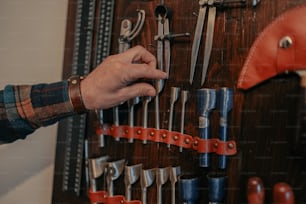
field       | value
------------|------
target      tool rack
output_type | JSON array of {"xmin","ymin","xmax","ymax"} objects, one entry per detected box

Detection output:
[{"xmin": 52, "ymin": 0, "xmax": 306, "ymax": 203}]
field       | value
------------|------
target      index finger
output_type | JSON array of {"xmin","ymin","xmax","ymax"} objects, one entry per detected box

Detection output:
[{"xmin": 118, "ymin": 45, "xmax": 157, "ymax": 68}]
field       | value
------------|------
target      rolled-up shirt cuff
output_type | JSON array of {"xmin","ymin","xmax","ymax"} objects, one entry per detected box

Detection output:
[{"xmin": 2, "ymin": 80, "xmax": 76, "ymax": 142}]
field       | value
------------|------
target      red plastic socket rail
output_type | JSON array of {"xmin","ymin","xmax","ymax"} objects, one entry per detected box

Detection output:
[
  {"xmin": 88, "ymin": 190, "xmax": 141, "ymax": 204},
  {"xmin": 96, "ymin": 125, "xmax": 237, "ymax": 156}
]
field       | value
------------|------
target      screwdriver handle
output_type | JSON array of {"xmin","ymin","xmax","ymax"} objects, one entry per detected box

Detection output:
[
  {"xmin": 247, "ymin": 177, "xmax": 265, "ymax": 204},
  {"xmin": 197, "ymin": 89, "xmax": 216, "ymax": 167},
  {"xmin": 198, "ymin": 118, "xmax": 211, "ymax": 167},
  {"xmin": 273, "ymin": 182, "xmax": 294, "ymax": 204},
  {"xmin": 217, "ymin": 88, "xmax": 233, "ymax": 169}
]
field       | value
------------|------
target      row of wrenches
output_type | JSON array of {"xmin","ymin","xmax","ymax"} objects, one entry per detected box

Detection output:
[
  {"xmin": 97, "ymin": 87, "xmax": 233, "ymax": 169},
  {"xmin": 88, "ymin": 156, "xmax": 228, "ymax": 204},
  {"xmin": 88, "ymin": 156, "xmax": 180, "ymax": 204}
]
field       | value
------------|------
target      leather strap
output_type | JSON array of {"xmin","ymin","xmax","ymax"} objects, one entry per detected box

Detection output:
[
  {"xmin": 88, "ymin": 190, "xmax": 141, "ymax": 204},
  {"xmin": 96, "ymin": 125, "xmax": 237, "ymax": 156},
  {"xmin": 68, "ymin": 75, "xmax": 87, "ymax": 113},
  {"xmin": 88, "ymin": 190, "xmax": 107, "ymax": 203},
  {"xmin": 105, "ymin": 196, "xmax": 141, "ymax": 204},
  {"xmin": 237, "ymin": 4, "xmax": 306, "ymax": 90}
]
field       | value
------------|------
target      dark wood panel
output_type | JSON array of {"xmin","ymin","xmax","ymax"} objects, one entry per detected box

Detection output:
[{"xmin": 53, "ymin": 0, "xmax": 306, "ymax": 203}]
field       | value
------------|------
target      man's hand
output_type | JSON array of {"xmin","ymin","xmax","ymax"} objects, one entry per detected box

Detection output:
[{"xmin": 80, "ymin": 45, "xmax": 167, "ymax": 110}]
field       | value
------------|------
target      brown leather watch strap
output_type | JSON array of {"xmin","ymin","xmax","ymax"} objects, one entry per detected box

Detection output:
[{"xmin": 68, "ymin": 75, "xmax": 87, "ymax": 113}]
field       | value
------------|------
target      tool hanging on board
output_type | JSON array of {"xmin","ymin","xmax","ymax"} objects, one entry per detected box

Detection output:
[
  {"xmin": 140, "ymin": 168, "xmax": 156, "ymax": 204},
  {"xmin": 154, "ymin": 2, "xmax": 190, "ymax": 77},
  {"xmin": 247, "ymin": 177, "xmax": 265, "ymax": 204},
  {"xmin": 154, "ymin": 2, "xmax": 169, "ymax": 131},
  {"xmin": 167, "ymin": 87, "xmax": 180, "ymax": 148},
  {"xmin": 207, "ymin": 174, "xmax": 227, "ymax": 204},
  {"xmin": 142, "ymin": 96, "xmax": 152, "ymax": 144},
  {"xmin": 179, "ymin": 90, "xmax": 190, "ymax": 152},
  {"xmin": 178, "ymin": 176, "xmax": 200, "ymax": 204},
  {"xmin": 252, "ymin": 0, "xmax": 261, "ymax": 7},
  {"xmin": 124, "ymin": 163, "xmax": 143, "ymax": 201},
  {"xmin": 197, "ymin": 88, "xmax": 216, "ymax": 167},
  {"xmin": 273, "ymin": 182, "xmax": 295, "ymax": 204},
  {"xmin": 105, "ymin": 159, "xmax": 126, "ymax": 196},
  {"xmin": 156, "ymin": 167, "xmax": 169, "ymax": 204},
  {"xmin": 189, "ymin": 0, "xmax": 248, "ymax": 86},
  {"xmin": 88, "ymin": 156, "xmax": 110, "ymax": 204},
  {"xmin": 169, "ymin": 166, "xmax": 181, "ymax": 204},
  {"xmin": 127, "ymin": 97, "xmax": 141, "ymax": 143},
  {"xmin": 113, "ymin": 10, "xmax": 146, "ymax": 142},
  {"xmin": 154, "ymin": 1, "xmax": 190, "ymax": 130},
  {"xmin": 118, "ymin": 10, "xmax": 146, "ymax": 53},
  {"xmin": 216, "ymin": 87, "xmax": 233, "ymax": 169}
]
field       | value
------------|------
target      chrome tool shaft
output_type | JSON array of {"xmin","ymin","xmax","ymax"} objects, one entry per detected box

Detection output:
[
  {"xmin": 128, "ymin": 97, "xmax": 141, "ymax": 143},
  {"xmin": 124, "ymin": 163, "xmax": 143, "ymax": 201},
  {"xmin": 106, "ymin": 159, "xmax": 125, "ymax": 196},
  {"xmin": 140, "ymin": 168, "xmax": 156, "ymax": 204},
  {"xmin": 156, "ymin": 167, "xmax": 169, "ymax": 204},
  {"xmin": 201, "ymin": 1, "xmax": 216, "ymax": 86},
  {"xmin": 168, "ymin": 87, "xmax": 180, "ymax": 148},
  {"xmin": 179, "ymin": 90, "xmax": 190, "ymax": 152},
  {"xmin": 142, "ymin": 96, "xmax": 152, "ymax": 144},
  {"xmin": 169, "ymin": 166, "xmax": 181, "ymax": 204},
  {"xmin": 190, "ymin": 0, "xmax": 207, "ymax": 84}
]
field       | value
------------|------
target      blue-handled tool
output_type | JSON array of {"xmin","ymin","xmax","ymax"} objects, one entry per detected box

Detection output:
[
  {"xmin": 178, "ymin": 176, "xmax": 200, "ymax": 204},
  {"xmin": 216, "ymin": 88, "xmax": 233, "ymax": 169},
  {"xmin": 197, "ymin": 88, "xmax": 216, "ymax": 167},
  {"xmin": 207, "ymin": 174, "xmax": 227, "ymax": 203}
]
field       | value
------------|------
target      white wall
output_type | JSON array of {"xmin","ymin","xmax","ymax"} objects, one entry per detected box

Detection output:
[{"xmin": 0, "ymin": 0, "xmax": 68, "ymax": 203}]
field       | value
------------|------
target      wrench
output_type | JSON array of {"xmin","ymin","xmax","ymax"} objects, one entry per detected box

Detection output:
[
  {"xmin": 179, "ymin": 90, "xmax": 190, "ymax": 152},
  {"xmin": 105, "ymin": 159, "xmax": 126, "ymax": 196},
  {"xmin": 142, "ymin": 96, "xmax": 152, "ymax": 144},
  {"xmin": 124, "ymin": 163, "xmax": 143, "ymax": 201},
  {"xmin": 140, "ymin": 168, "xmax": 156, "ymax": 204},
  {"xmin": 169, "ymin": 166, "xmax": 181, "ymax": 204},
  {"xmin": 168, "ymin": 87, "xmax": 180, "ymax": 148},
  {"xmin": 156, "ymin": 167, "xmax": 169, "ymax": 204}
]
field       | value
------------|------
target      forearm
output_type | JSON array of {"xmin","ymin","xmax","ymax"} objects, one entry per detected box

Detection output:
[
  {"xmin": 0, "ymin": 81, "xmax": 76, "ymax": 143},
  {"xmin": 0, "ymin": 46, "xmax": 167, "ymax": 143}
]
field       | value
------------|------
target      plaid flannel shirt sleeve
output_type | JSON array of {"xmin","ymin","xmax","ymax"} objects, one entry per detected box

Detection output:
[{"xmin": 0, "ymin": 81, "xmax": 75, "ymax": 143}]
